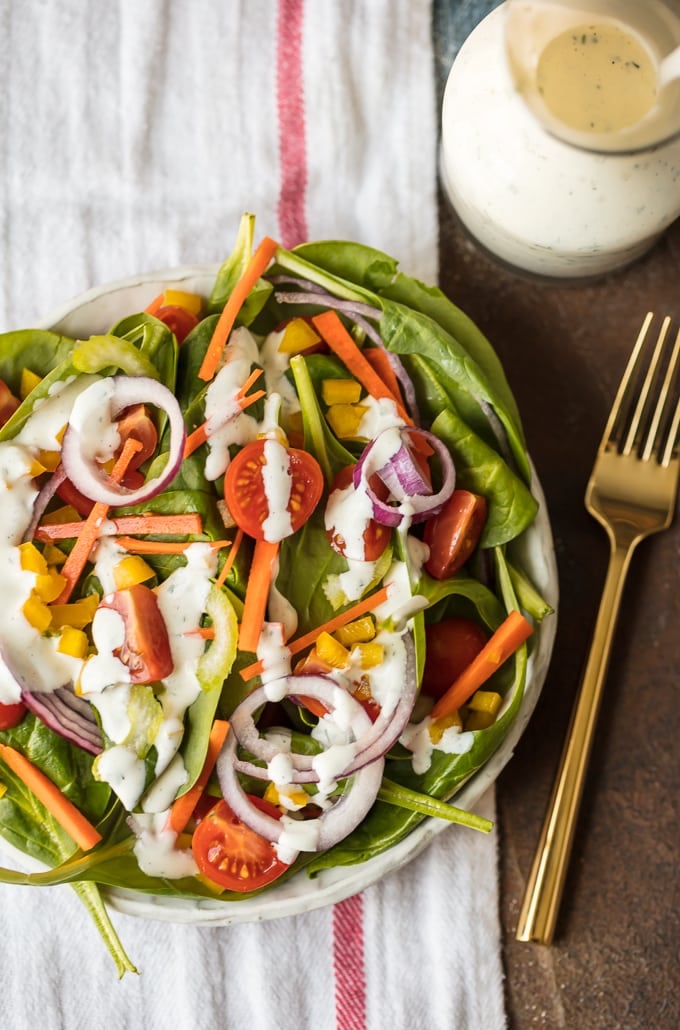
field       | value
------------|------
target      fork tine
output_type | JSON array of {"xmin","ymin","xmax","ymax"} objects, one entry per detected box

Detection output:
[
  {"xmin": 623, "ymin": 315, "xmax": 671, "ymax": 456},
  {"xmin": 601, "ymin": 311, "xmax": 653, "ymax": 451},
  {"xmin": 648, "ymin": 327, "xmax": 680, "ymax": 466}
]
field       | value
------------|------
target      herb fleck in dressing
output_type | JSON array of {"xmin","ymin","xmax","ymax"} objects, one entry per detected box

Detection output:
[{"xmin": 536, "ymin": 23, "xmax": 657, "ymax": 134}]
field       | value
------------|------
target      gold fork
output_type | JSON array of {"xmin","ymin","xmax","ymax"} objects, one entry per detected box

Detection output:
[{"xmin": 516, "ymin": 312, "xmax": 680, "ymax": 945}]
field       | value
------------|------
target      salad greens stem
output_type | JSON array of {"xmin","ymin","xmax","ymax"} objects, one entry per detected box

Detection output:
[
  {"xmin": 71, "ymin": 880, "xmax": 138, "ymax": 978},
  {"xmin": 378, "ymin": 778, "xmax": 493, "ymax": 833}
]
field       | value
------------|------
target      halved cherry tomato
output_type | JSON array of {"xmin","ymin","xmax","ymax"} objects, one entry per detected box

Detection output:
[
  {"xmin": 154, "ymin": 305, "xmax": 199, "ymax": 343},
  {"xmin": 224, "ymin": 440, "xmax": 323, "ymax": 540},
  {"xmin": 423, "ymin": 489, "xmax": 487, "ymax": 579},
  {"xmin": 191, "ymin": 795, "xmax": 291, "ymax": 892},
  {"xmin": 326, "ymin": 465, "xmax": 391, "ymax": 562},
  {"xmin": 422, "ymin": 617, "xmax": 489, "ymax": 699},
  {"xmin": 0, "ymin": 701, "xmax": 27, "ymax": 731},
  {"xmin": 99, "ymin": 584, "xmax": 173, "ymax": 683},
  {"xmin": 0, "ymin": 379, "xmax": 20, "ymax": 429}
]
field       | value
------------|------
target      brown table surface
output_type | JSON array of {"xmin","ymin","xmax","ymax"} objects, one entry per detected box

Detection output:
[{"xmin": 438, "ymin": 198, "xmax": 680, "ymax": 1029}]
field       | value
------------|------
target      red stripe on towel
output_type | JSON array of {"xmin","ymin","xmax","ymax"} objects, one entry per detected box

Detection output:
[
  {"xmin": 276, "ymin": 0, "xmax": 308, "ymax": 247},
  {"xmin": 333, "ymin": 893, "xmax": 367, "ymax": 1030}
]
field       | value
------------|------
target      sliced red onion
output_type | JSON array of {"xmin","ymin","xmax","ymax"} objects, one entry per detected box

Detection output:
[
  {"xmin": 22, "ymin": 688, "xmax": 103, "ymax": 755},
  {"xmin": 60, "ymin": 376, "xmax": 185, "ymax": 507},
  {"xmin": 22, "ymin": 464, "xmax": 67, "ymax": 542},
  {"xmin": 217, "ymin": 722, "xmax": 385, "ymax": 853},
  {"xmin": 354, "ymin": 427, "xmax": 455, "ymax": 526}
]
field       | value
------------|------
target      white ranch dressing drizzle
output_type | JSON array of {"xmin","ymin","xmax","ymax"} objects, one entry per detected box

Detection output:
[
  {"xmin": 261, "ymin": 437, "xmax": 293, "ymax": 542},
  {"xmin": 400, "ymin": 718, "xmax": 475, "ymax": 776},
  {"xmin": 129, "ymin": 812, "xmax": 198, "ymax": 878}
]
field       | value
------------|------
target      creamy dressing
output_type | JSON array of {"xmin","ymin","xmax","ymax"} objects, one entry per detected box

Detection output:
[
  {"xmin": 257, "ymin": 622, "xmax": 292, "ymax": 685},
  {"xmin": 400, "ymin": 718, "xmax": 475, "ymax": 775},
  {"xmin": 261, "ymin": 438, "xmax": 293, "ymax": 542},
  {"xmin": 536, "ymin": 22, "xmax": 657, "ymax": 135},
  {"xmin": 129, "ymin": 812, "xmax": 198, "ymax": 878}
]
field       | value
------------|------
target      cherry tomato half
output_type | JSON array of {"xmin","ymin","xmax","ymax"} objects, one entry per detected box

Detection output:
[
  {"xmin": 154, "ymin": 305, "xmax": 200, "ymax": 344},
  {"xmin": 422, "ymin": 618, "xmax": 489, "ymax": 699},
  {"xmin": 191, "ymin": 796, "xmax": 291, "ymax": 892},
  {"xmin": 99, "ymin": 584, "xmax": 173, "ymax": 683},
  {"xmin": 424, "ymin": 490, "xmax": 488, "ymax": 579},
  {"xmin": 326, "ymin": 465, "xmax": 391, "ymax": 562},
  {"xmin": 224, "ymin": 440, "xmax": 323, "ymax": 540},
  {"xmin": 0, "ymin": 701, "xmax": 27, "ymax": 731}
]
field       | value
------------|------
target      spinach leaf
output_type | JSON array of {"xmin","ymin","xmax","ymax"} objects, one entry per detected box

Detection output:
[{"xmin": 0, "ymin": 329, "xmax": 76, "ymax": 393}]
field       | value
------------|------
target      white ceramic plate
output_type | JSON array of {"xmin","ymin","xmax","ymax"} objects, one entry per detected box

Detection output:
[{"xmin": 4, "ymin": 266, "xmax": 559, "ymax": 925}]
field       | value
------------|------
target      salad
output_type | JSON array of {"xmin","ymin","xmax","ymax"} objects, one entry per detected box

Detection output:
[{"xmin": 0, "ymin": 215, "xmax": 552, "ymax": 975}]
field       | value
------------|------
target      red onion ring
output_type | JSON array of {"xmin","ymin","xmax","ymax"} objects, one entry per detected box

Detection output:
[
  {"xmin": 22, "ymin": 688, "xmax": 102, "ymax": 754},
  {"xmin": 60, "ymin": 375, "xmax": 185, "ymax": 507},
  {"xmin": 353, "ymin": 427, "xmax": 455, "ymax": 526},
  {"xmin": 22, "ymin": 464, "xmax": 67, "ymax": 542}
]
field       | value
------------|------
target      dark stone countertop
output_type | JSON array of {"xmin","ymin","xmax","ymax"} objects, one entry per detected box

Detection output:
[{"xmin": 438, "ymin": 196, "xmax": 680, "ymax": 1030}]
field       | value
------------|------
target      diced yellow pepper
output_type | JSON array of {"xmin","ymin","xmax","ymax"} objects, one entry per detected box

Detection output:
[
  {"xmin": 18, "ymin": 541, "xmax": 48, "ymax": 575},
  {"xmin": 467, "ymin": 690, "xmax": 502, "ymax": 716},
  {"xmin": 40, "ymin": 504, "xmax": 82, "ymax": 526},
  {"xmin": 38, "ymin": 449, "xmax": 61, "ymax": 472},
  {"xmin": 43, "ymin": 543, "xmax": 67, "ymax": 567},
  {"xmin": 429, "ymin": 711, "xmax": 463, "ymax": 744},
  {"xmin": 277, "ymin": 317, "xmax": 321, "ymax": 355},
  {"xmin": 57, "ymin": 626, "xmax": 89, "ymax": 659},
  {"xmin": 35, "ymin": 569, "xmax": 68, "ymax": 603},
  {"xmin": 264, "ymin": 782, "xmax": 309, "ymax": 809},
  {"xmin": 163, "ymin": 289, "xmax": 202, "ymax": 316},
  {"xmin": 22, "ymin": 593, "xmax": 52, "ymax": 633},
  {"xmin": 49, "ymin": 593, "xmax": 100, "ymax": 630},
  {"xmin": 282, "ymin": 410, "xmax": 304, "ymax": 439},
  {"xmin": 194, "ymin": 872, "xmax": 227, "ymax": 896},
  {"xmin": 326, "ymin": 403, "xmax": 368, "ymax": 440},
  {"xmin": 113, "ymin": 555, "xmax": 155, "ymax": 590},
  {"xmin": 20, "ymin": 367, "xmax": 42, "ymax": 399},
  {"xmin": 350, "ymin": 642, "xmax": 384, "ymax": 669},
  {"xmin": 0, "ymin": 782, "xmax": 7, "ymax": 800},
  {"xmin": 334, "ymin": 616, "xmax": 376, "ymax": 647},
  {"xmin": 465, "ymin": 709, "xmax": 496, "ymax": 731},
  {"xmin": 28, "ymin": 456, "xmax": 49, "ymax": 478},
  {"xmin": 321, "ymin": 378, "xmax": 362, "ymax": 406},
  {"xmin": 315, "ymin": 630, "xmax": 350, "ymax": 669}
]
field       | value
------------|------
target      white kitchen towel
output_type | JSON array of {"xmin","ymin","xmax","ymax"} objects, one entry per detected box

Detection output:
[{"xmin": 0, "ymin": 2, "xmax": 507, "ymax": 1028}]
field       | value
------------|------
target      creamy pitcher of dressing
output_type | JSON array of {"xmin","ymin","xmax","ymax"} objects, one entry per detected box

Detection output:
[{"xmin": 440, "ymin": 0, "xmax": 680, "ymax": 277}]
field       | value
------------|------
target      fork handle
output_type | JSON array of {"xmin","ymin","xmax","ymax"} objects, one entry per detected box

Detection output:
[{"xmin": 515, "ymin": 540, "xmax": 635, "ymax": 944}]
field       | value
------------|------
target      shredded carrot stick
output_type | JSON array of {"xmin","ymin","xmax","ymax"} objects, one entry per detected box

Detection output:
[
  {"xmin": 216, "ymin": 526, "xmax": 244, "ymax": 589},
  {"xmin": 362, "ymin": 347, "xmax": 403, "ymax": 402},
  {"xmin": 183, "ymin": 370, "xmax": 267, "ymax": 460},
  {"xmin": 0, "ymin": 743, "xmax": 102, "ymax": 851},
  {"xmin": 115, "ymin": 536, "xmax": 231, "ymax": 555},
  {"xmin": 311, "ymin": 310, "xmax": 413, "ymax": 425},
  {"xmin": 198, "ymin": 237, "xmax": 279, "ymax": 382},
  {"xmin": 240, "ymin": 584, "xmax": 391, "ymax": 681},
  {"xmin": 237, "ymin": 537, "xmax": 280, "ymax": 653},
  {"xmin": 430, "ymin": 610, "xmax": 534, "ymax": 720},
  {"xmin": 183, "ymin": 423, "xmax": 209, "ymax": 459},
  {"xmin": 145, "ymin": 293, "xmax": 165, "ymax": 316},
  {"xmin": 238, "ymin": 389, "xmax": 266, "ymax": 411},
  {"xmin": 184, "ymin": 627, "xmax": 216, "ymax": 639},
  {"xmin": 168, "ymin": 719, "xmax": 230, "ymax": 834},
  {"xmin": 36, "ymin": 513, "xmax": 204, "ymax": 542},
  {"xmin": 236, "ymin": 367, "xmax": 265, "ymax": 399},
  {"xmin": 54, "ymin": 438, "xmax": 142, "ymax": 604}
]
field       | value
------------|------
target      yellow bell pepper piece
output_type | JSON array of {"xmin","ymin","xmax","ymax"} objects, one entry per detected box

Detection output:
[
  {"xmin": 35, "ymin": 569, "xmax": 68, "ymax": 604},
  {"xmin": 350, "ymin": 642, "xmax": 384, "ymax": 669},
  {"xmin": 40, "ymin": 504, "xmax": 82, "ymax": 525},
  {"xmin": 326, "ymin": 403, "xmax": 368, "ymax": 440},
  {"xmin": 465, "ymin": 690, "xmax": 503, "ymax": 731},
  {"xmin": 57, "ymin": 626, "xmax": 89, "ymax": 659},
  {"xmin": 0, "ymin": 782, "xmax": 7, "ymax": 800},
  {"xmin": 315, "ymin": 630, "xmax": 350, "ymax": 669},
  {"xmin": 20, "ymin": 367, "xmax": 42, "ymax": 399},
  {"xmin": 277, "ymin": 318, "xmax": 321, "ymax": 355},
  {"xmin": 48, "ymin": 593, "xmax": 100, "ymax": 630},
  {"xmin": 264, "ymin": 782, "xmax": 309, "ymax": 810},
  {"xmin": 163, "ymin": 289, "xmax": 202, "ymax": 316},
  {"xmin": 22, "ymin": 593, "xmax": 52, "ymax": 633},
  {"xmin": 321, "ymin": 379, "xmax": 362, "ymax": 406},
  {"xmin": 38, "ymin": 449, "xmax": 61, "ymax": 472},
  {"xmin": 42, "ymin": 543, "xmax": 67, "ymax": 567},
  {"xmin": 18, "ymin": 542, "xmax": 48, "ymax": 575},
  {"xmin": 429, "ymin": 711, "xmax": 463, "ymax": 744},
  {"xmin": 334, "ymin": 616, "xmax": 376, "ymax": 647},
  {"xmin": 113, "ymin": 555, "xmax": 155, "ymax": 590}
]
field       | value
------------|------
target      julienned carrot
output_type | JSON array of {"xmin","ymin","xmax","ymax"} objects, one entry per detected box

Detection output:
[
  {"xmin": 168, "ymin": 719, "xmax": 230, "ymax": 834},
  {"xmin": 198, "ymin": 236, "xmax": 279, "ymax": 382},
  {"xmin": 216, "ymin": 526, "xmax": 244, "ymax": 589},
  {"xmin": 362, "ymin": 346, "xmax": 403, "ymax": 402},
  {"xmin": 145, "ymin": 293, "xmax": 165, "ymax": 316},
  {"xmin": 0, "ymin": 743, "xmax": 102, "ymax": 851},
  {"xmin": 237, "ymin": 537, "xmax": 280, "ymax": 653},
  {"xmin": 430, "ymin": 610, "xmax": 534, "ymax": 720},
  {"xmin": 240, "ymin": 584, "xmax": 391, "ymax": 681},
  {"xmin": 311, "ymin": 310, "xmax": 413, "ymax": 425},
  {"xmin": 35, "ymin": 513, "xmax": 204, "ymax": 542},
  {"xmin": 183, "ymin": 369, "xmax": 267, "ymax": 459},
  {"xmin": 54, "ymin": 438, "xmax": 142, "ymax": 605},
  {"xmin": 115, "ymin": 537, "xmax": 231, "ymax": 555}
]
